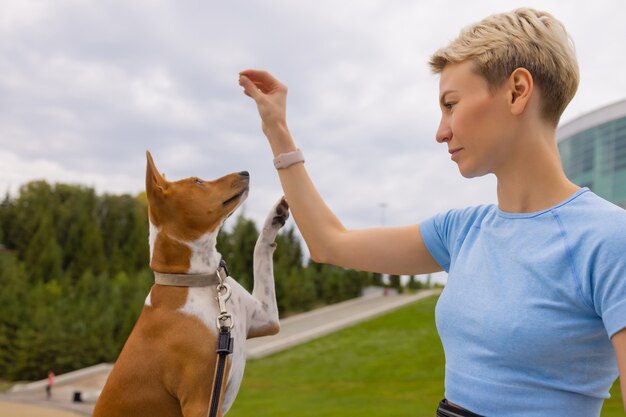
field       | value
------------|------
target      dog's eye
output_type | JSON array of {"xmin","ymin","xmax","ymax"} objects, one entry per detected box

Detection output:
[{"xmin": 194, "ymin": 178, "xmax": 204, "ymax": 185}]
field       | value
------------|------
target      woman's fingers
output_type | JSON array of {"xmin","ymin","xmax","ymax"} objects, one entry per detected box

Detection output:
[
  {"xmin": 240, "ymin": 69, "xmax": 275, "ymax": 84},
  {"xmin": 239, "ymin": 69, "xmax": 286, "ymax": 94},
  {"xmin": 238, "ymin": 74, "xmax": 262, "ymax": 100},
  {"xmin": 239, "ymin": 69, "xmax": 288, "ymax": 129}
]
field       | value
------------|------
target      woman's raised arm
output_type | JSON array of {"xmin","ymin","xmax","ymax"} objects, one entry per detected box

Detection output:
[{"xmin": 239, "ymin": 69, "xmax": 441, "ymax": 275}]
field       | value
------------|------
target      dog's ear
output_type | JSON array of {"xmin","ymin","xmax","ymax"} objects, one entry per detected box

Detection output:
[{"xmin": 146, "ymin": 150, "xmax": 168, "ymax": 199}]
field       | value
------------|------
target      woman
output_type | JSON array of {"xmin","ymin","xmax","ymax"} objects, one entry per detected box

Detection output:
[{"xmin": 239, "ymin": 8, "xmax": 626, "ymax": 417}]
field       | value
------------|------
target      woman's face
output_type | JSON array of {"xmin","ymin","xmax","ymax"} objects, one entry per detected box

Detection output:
[{"xmin": 436, "ymin": 60, "xmax": 513, "ymax": 178}]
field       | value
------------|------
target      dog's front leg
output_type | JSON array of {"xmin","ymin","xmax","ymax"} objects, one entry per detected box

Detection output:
[{"xmin": 247, "ymin": 197, "xmax": 289, "ymax": 339}]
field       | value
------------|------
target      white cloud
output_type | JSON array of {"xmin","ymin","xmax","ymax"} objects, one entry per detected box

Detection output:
[
  {"xmin": 0, "ymin": 150, "xmax": 142, "ymax": 196},
  {"xmin": 130, "ymin": 68, "xmax": 203, "ymax": 126},
  {"xmin": 0, "ymin": 0, "xmax": 54, "ymax": 35},
  {"xmin": 1, "ymin": 0, "xmax": 625, "ymax": 251}
]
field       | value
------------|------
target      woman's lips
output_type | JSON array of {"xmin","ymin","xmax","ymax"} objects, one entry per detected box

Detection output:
[{"xmin": 449, "ymin": 148, "xmax": 463, "ymax": 161}]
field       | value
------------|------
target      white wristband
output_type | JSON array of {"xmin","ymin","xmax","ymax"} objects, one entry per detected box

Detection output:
[{"xmin": 273, "ymin": 149, "xmax": 305, "ymax": 169}]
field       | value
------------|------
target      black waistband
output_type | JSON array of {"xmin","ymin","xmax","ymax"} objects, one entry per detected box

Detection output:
[{"xmin": 437, "ymin": 399, "xmax": 484, "ymax": 417}]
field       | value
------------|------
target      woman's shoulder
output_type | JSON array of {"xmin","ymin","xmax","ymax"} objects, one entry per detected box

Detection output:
[
  {"xmin": 558, "ymin": 190, "xmax": 626, "ymax": 245},
  {"xmin": 561, "ymin": 189, "xmax": 626, "ymax": 226},
  {"xmin": 442, "ymin": 203, "xmax": 496, "ymax": 221},
  {"xmin": 430, "ymin": 203, "xmax": 496, "ymax": 231}
]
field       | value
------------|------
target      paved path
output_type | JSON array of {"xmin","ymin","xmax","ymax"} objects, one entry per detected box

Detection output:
[
  {"xmin": 247, "ymin": 289, "xmax": 440, "ymax": 358},
  {"xmin": 1, "ymin": 289, "xmax": 440, "ymax": 416},
  {"xmin": 0, "ymin": 401, "xmax": 83, "ymax": 417}
]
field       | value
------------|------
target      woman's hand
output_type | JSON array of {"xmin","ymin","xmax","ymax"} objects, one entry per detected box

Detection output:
[
  {"xmin": 237, "ymin": 70, "xmax": 441, "ymax": 276},
  {"xmin": 239, "ymin": 69, "xmax": 288, "ymax": 135}
]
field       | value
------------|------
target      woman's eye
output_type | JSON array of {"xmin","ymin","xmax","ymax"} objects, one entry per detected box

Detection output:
[{"xmin": 444, "ymin": 102, "xmax": 455, "ymax": 110}]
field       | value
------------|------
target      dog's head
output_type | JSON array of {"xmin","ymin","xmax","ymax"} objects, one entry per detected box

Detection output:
[{"xmin": 145, "ymin": 150, "xmax": 249, "ymax": 241}]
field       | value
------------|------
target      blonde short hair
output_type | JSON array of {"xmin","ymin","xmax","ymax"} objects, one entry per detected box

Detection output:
[{"xmin": 429, "ymin": 8, "xmax": 579, "ymax": 125}]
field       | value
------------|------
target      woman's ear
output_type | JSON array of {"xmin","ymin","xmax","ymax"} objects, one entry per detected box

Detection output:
[{"xmin": 507, "ymin": 67, "xmax": 534, "ymax": 116}]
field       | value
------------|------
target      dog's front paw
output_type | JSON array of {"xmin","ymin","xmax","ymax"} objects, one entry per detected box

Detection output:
[
  {"xmin": 271, "ymin": 197, "xmax": 289, "ymax": 228},
  {"xmin": 262, "ymin": 197, "xmax": 289, "ymax": 240}
]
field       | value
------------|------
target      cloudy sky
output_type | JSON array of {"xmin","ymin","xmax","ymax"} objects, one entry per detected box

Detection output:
[{"xmin": 2, "ymin": 0, "xmax": 626, "ymax": 254}]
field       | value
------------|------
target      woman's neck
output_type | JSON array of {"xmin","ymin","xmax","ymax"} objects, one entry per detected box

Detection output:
[{"xmin": 494, "ymin": 130, "xmax": 580, "ymax": 213}]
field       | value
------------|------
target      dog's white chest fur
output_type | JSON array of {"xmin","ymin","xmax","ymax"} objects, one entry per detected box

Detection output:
[
  {"xmin": 148, "ymin": 225, "xmax": 221, "ymax": 275},
  {"xmin": 178, "ymin": 282, "xmax": 248, "ymax": 414}
]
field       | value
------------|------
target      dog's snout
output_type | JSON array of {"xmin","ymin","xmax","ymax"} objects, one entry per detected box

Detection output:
[{"xmin": 239, "ymin": 171, "xmax": 250, "ymax": 177}]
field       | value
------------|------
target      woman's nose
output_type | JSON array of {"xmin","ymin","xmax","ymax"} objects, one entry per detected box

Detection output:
[{"xmin": 435, "ymin": 118, "xmax": 451, "ymax": 143}]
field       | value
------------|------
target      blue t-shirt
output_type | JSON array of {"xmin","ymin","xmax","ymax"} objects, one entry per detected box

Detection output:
[{"xmin": 420, "ymin": 188, "xmax": 626, "ymax": 417}]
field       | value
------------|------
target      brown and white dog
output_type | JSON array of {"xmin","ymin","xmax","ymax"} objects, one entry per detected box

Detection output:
[{"xmin": 92, "ymin": 151, "xmax": 288, "ymax": 417}]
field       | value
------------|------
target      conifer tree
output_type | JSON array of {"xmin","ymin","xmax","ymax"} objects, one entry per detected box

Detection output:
[
  {"xmin": 23, "ymin": 214, "xmax": 63, "ymax": 283},
  {"xmin": 0, "ymin": 252, "xmax": 28, "ymax": 376},
  {"xmin": 10, "ymin": 181, "xmax": 57, "ymax": 256},
  {"xmin": 66, "ymin": 213, "xmax": 106, "ymax": 277},
  {"xmin": 218, "ymin": 214, "xmax": 258, "ymax": 291}
]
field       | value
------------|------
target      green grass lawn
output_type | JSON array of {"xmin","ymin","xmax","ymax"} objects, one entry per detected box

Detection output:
[{"xmin": 228, "ymin": 295, "xmax": 623, "ymax": 417}]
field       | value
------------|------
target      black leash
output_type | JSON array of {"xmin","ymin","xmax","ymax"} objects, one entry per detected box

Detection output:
[
  {"xmin": 208, "ymin": 260, "xmax": 234, "ymax": 417},
  {"xmin": 208, "ymin": 326, "xmax": 234, "ymax": 417}
]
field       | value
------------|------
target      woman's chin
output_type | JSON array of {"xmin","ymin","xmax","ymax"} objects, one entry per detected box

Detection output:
[{"xmin": 457, "ymin": 162, "xmax": 488, "ymax": 179}]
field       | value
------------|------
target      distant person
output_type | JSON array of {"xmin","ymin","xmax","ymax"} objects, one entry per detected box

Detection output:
[
  {"xmin": 46, "ymin": 370, "xmax": 54, "ymax": 399},
  {"xmin": 239, "ymin": 7, "xmax": 626, "ymax": 417}
]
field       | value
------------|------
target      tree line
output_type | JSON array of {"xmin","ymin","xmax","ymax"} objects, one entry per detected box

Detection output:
[{"xmin": 0, "ymin": 181, "xmax": 378, "ymax": 381}]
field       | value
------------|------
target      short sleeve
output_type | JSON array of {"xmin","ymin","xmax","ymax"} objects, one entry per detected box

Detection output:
[
  {"xmin": 419, "ymin": 205, "xmax": 492, "ymax": 273},
  {"xmin": 592, "ymin": 230, "xmax": 626, "ymax": 338},
  {"xmin": 420, "ymin": 212, "xmax": 453, "ymax": 272}
]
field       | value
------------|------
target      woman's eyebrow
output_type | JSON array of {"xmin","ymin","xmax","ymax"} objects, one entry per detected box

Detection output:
[{"xmin": 439, "ymin": 90, "xmax": 458, "ymax": 107}]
